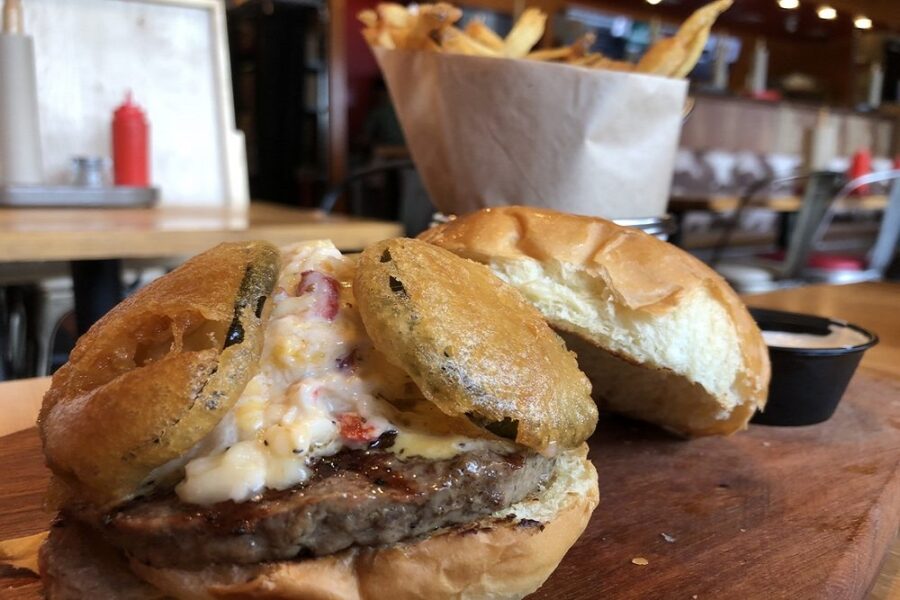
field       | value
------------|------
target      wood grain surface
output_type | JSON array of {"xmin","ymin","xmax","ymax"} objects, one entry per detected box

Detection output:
[
  {"xmin": 1, "ymin": 370, "xmax": 898, "ymax": 599},
  {"xmin": 0, "ymin": 429, "xmax": 50, "ymax": 599},
  {"xmin": 534, "ymin": 371, "xmax": 900, "ymax": 599},
  {"xmin": 0, "ymin": 378, "xmax": 48, "ymax": 438},
  {"xmin": 746, "ymin": 282, "xmax": 900, "ymax": 600},
  {"xmin": 669, "ymin": 194, "xmax": 888, "ymax": 214},
  {"xmin": 0, "ymin": 202, "xmax": 403, "ymax": 262}
]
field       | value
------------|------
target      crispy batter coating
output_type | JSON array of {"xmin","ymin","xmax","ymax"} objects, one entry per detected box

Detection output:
[
  {"xmin": 39, "ymin": 242, "xmax": 280, "ymax": 507},
  {"xmin": 354, "ymin": 239, "xmax": 596, "ymax": 452}
]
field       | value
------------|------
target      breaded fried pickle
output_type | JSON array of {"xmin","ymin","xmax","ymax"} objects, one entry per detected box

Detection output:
[
  {"xmin": 40, "ymin": 242, "xmax": 281, "ymax": 507},
  {"xmin": 354, "ymin": 238, "xmax": 596, "ymax": 452}
]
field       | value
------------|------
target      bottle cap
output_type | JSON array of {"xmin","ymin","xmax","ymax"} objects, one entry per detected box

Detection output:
[{"xmin": 114, "ymin": 90, "xmax": 146, "ymax": 120}]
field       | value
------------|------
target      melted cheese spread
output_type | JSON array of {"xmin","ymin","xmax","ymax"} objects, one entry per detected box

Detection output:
[{"xmin": 175, "ymin": 241, "xmax": 506, "ymax": 505}]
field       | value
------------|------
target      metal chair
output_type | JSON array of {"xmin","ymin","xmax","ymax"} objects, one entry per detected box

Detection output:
[
  {"xmin": 318, "ymin": 159, "xmax": 414, "ymax": 214},
  {"xmin": 714, "ymin": 170, "xmax": 900, "ymax": 293},
  {"xmin": 0, "ymin": 261, "xmax": 175, "ymax": 380},
  {"xmin": 800, "ymin": 170, "xmax": 900, "ymax": 284},
  {"xmin": 318, "ymin": 159, "xmax": 435, "ymax": 238}
]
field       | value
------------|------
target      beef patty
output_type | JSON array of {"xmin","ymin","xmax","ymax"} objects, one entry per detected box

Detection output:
[{"xmin": 71, "ymin": 440, "xmax": 555, "ymax": 569}]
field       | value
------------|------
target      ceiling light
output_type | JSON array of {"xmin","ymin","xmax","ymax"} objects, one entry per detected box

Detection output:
[
  {"xmin": 646, "ymin": 0, "xmax": 662, "ymax": 5},
  {"xmin": 817, "ymin": 5, "xmax": 837, "ymax": 20},
  {"xmin": 777, "ymin": 0, "xmax": 799, "ymax": 9},
  {"xmin": 854, "ymin": 15, "xmax": 872, "ymax": 29}
]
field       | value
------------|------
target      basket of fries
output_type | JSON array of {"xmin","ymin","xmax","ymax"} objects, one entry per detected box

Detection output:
[{"xmin": 360, "ymin": 0, "xmax": 731, "ymax": 219}]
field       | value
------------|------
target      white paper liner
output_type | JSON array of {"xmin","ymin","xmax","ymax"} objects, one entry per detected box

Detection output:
[{"xmin": 375, "ymin": 47, "xmax": 687, "ymax": 219}]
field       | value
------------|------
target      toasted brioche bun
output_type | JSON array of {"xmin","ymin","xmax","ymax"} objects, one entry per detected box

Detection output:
[
  {"xmin": 419, "ymin": 206, "xmax": 770, "ymax": 436},
  {"xmin": 39, "ymin": 520, "xmax": 167, "ymax": 600},
  {"xmin": 41, "ymin": 447, "xmax": 597, "ymax": 600}
]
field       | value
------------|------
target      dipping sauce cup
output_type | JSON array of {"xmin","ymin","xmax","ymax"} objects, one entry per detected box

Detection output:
[{"xmin": 749, "ymin": 308, "xmax": 878, "ymax": 426}]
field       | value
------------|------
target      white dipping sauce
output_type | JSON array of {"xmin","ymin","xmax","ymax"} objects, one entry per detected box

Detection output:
[{"xmin": 762, "ymin": 325, "xmax": 869, "ymax": 349}]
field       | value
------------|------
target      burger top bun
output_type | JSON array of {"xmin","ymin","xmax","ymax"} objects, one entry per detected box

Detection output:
[
  {"xmin": 354, "ymin": 238, "xmax": 597, "ymax": 452},
  {"xmin": 420, "ymin": 206, "xmax": 770, "ymax": 436},
  {"xmin": 39, "ymin": 242, "xmax": 281, "ymax": 506}
]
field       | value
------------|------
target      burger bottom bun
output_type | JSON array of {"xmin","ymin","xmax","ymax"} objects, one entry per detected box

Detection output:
[
  {"xmin": 41, "ymin": 447, "xmax": 597, "ymax": 600},
  {"xmin": 39, "ymin": 520, "xmax": 167, "ymax": 600}
]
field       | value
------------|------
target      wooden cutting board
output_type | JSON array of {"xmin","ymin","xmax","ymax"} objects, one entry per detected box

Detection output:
[
  {"xmin": 536, "ymin": 370, "xmax": 900, "ymax": 600},
  {"xmin": 2, "ymin": 371, "xmax": 899, "ymax": 599}
]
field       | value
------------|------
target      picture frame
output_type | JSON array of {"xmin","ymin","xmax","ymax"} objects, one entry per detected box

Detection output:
[{"xmin": 28, "ymin": 0, "xmax": 248, "ymax": 208}]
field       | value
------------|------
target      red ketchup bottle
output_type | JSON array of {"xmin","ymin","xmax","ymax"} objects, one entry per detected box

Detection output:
[
  {"xmin": 847, "ymin": 148, "xmax": 872, "ymax": 197},
  {"xmin": 112, "ymin": 92, "xmax": 150, "ymax": 186}
]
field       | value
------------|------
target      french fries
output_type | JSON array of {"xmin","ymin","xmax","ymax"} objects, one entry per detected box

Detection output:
[
  {"xmin": 641, "ymin": 0, "xmax": 733, "ymax": 77},
  {"xmin": 526, "ymin": 46, "xmax": 573, "ymax": 62},
  {"xmin": 359, "ymin": 0, "xmax": 732, "ymax": 79},
  {"xmin": 503, "ymin": 8, "xmax": 547, "ymax": 58},
  {"xmin": 437, "ymin": 26, "xmax": 502, "ymax": 57},
  {"xmin": 636, "ymin": 37, "xmax": 686, "ymax": 76},
  {"xmin": 464, "ymin": 19, "xmax": 505, "ymax": 52},
  {"xmin": 526, "ymin": 32, "xmax": 594, "ymax": 63}
]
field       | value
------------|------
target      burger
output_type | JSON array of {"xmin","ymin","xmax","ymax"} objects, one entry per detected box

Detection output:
[{"xmin": 37, "ymin": 237, "xmax": 600, "ymax": 599}]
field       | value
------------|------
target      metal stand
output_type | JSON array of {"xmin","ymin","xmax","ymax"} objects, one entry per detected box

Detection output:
[{"xmin": 778, "ymin": 171, "xmax": 845, "ymax": 280}]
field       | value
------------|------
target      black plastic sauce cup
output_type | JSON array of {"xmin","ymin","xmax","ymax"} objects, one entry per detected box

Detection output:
[{"xmin": 749, "ymin": 308, "xmax": 878, "ymax": 426}]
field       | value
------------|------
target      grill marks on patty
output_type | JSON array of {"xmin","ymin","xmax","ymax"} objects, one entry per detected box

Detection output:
[{"xmin": 74, "ymin": 447, "xmax": 555, "ymax": 569}]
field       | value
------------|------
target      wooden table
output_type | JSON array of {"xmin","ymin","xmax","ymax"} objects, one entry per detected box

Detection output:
[
  {"xmin": 0, "ymin": 202, "xmax": 402, "ymax": 262},
  {"xmin": 1, "ymin": 283, "xmax": 899, "ymax": 598},
  {"xmin": 669, "ymin": 194, "xmax": 889, "ymax": 214},
  {"xmin": 0, "ymin": 202, "xmax": 403, "ymax": 331}
]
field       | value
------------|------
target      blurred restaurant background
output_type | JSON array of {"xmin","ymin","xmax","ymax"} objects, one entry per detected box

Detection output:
[{"xmin": 0, "ymin": 0, "xmax": 899, "ymax": 380}]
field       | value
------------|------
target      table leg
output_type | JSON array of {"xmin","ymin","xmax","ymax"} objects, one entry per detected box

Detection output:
[
  {"xmin": 70, "ymin": 259, "xmax": 123, "ymax": 335},
  {"xmin": 669, "ymin": 210, "xmax": 685, "ymax": 247},
  {"xmin": 777, "ymin": 212, "xmax": 795, "ymax": 250}
]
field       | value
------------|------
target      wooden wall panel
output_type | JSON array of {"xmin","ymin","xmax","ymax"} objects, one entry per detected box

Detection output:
[{"xmin": 680, "ymin": 95, "xmax": 897, "ymax": 157}]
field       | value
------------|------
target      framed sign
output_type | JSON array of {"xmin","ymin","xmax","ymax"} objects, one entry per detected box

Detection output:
[{"xmin": 29, "ymin": 0, "xmax": 248, "ymax": 208}]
